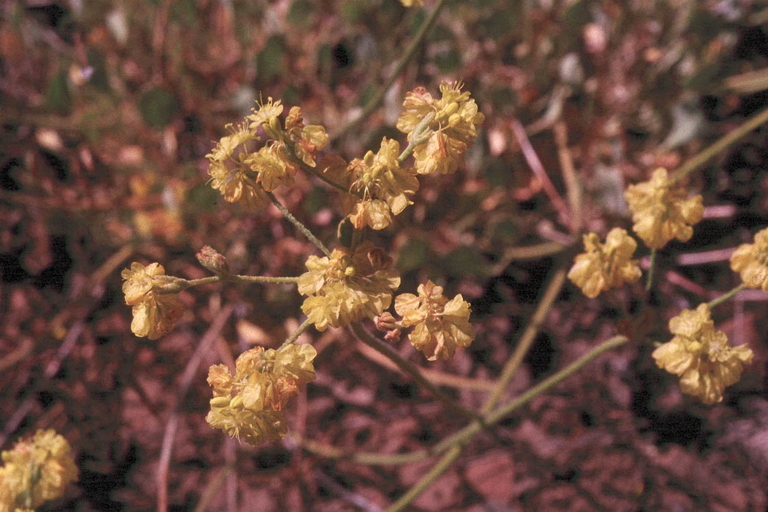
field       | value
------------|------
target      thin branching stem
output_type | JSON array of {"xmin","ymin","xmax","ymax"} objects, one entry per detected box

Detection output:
[
  {"xmin": 350, "ymin": 323, "xmax": 483, "ymax": 424},
  {"xmin": 280, "ymin": 318, "xmax": 314, "ymax": 349},
  {"xmin": 671, "ymin": 104, "xmax": 768, "ymax": 183},
  {"xmin": 482, "ymin": 266, "xmax": 567, "ymax": 414},
  {"xmin": 708, "ymin": 283, "xmax": 746, "ymax": 309},
  {"xmin": 267, "ymin": 192, "xmax": 332, "ymax": 257},
  {"xmin": 387, "ymin": 335, "xmax": 629, "ymax": 511},
  {"xmin": 330, "ymin": 0, "xmax": 448, "ymax": 141},
  {"xmin": 645, "ymin": 248, "xmax": 658, "ymax": 292}
]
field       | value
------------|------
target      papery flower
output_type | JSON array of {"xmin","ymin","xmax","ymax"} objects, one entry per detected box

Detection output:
[
  {"xmin": 624, "ymin": 168, "xmax": 704, "ymax": 249},
  {"xmin": 207, "ymin": 122, "xmax": 270, "ymax": 209},
  {"xmin": 243, "ymin": 143, "xmax": 296, "ymax": 192},
  {"xmin": 652, "ymin": 304, "xmax": 754, "ymax": 405},
  {"xmin": 247, "ymin": 97, "xmax": 284, "ymax": 138},
  {"xmin": 121, "ymin": 262, "xmax": 184, "ymax": 340},
  {"xmin": 394, "ymin": 280, "xmax": 475, "ymax": 361},
  {"xmin": 284, "ymin": 106, "xmax": 329, "ymax": 168},
  {"xmin": 730, "ymin": 227, "xmax": 768, "ymax": 291},
  {"xmin": 396, "ymin": 81, "xmax": 484, "ymax": 175},
  {"xmin": 299, "ymin": 241, "xmax": 401, "ymax": 330},
  {"xmin": 568, "ymin": 228, "xmax": 642, "ymax": 299},
  {"xmin": 347, "ymin": 138, "xmax": 419, "ymax": 230},
  {"xmin": 206, "ymin": 344, "xmax": 317, "ymax": 446},
  {"xmin": 0, "ymin": 429, "xmax": 78, "ymax": 511}
]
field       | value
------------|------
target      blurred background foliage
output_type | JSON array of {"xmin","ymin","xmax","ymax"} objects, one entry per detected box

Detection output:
[{"xmin": 2, "ymin": 0, "xmax": 768, "ymax": 510}]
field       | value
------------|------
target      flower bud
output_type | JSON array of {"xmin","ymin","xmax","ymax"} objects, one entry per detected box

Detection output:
[
  {"xmin": 210, "ymin": 396, "xmax": 231, "ymax": 408},
  {"xmin": 375, "ymin": 312, "xmax": 398, "ymax": 331},
  {"xmin": 197, "ymin": 246, "xmax": 230, "ymax": 277}
]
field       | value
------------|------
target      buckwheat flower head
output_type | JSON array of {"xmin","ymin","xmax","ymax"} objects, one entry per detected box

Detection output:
[
  {"xmin": 299, "ymin": 242, "xmax": 401, "ymax": 330},
  {"xmin": 247, "ymin": 96, "xmax": 284, "ymax": 137},
  {"xmin": 624, "ymin": 168, "xmax": 704, "ymax": 249},
  {"xmin": 394, "ymin": 280, "xmax": 475, "ymax": 361},
  {"xmin": 347, "ymin": 138, "xmax": 419, "ymax": 230},
  {"xmin": 568, "ymin": 228, "xmax": 642, "ymax": 299},
  {"xmin": 396, "ymin": 81, "xmax": 484, "ymax": 175},
  {"xmin": 206, "ymin": 344, "xmax": 317, "ymax": 446},
  {"xmin": 730, "ymin": 227, "xmax": 768, "ymax": 291},
  {"xmin": 207, "ymin": 122, "xmax": 269, "ymax": 209},
  {"xmin": 243, "ymin": 143, "xmax": 296, "ymax": 192},
  {"xmin": 121, "ymin": 262, "xmax": 184, "ymax": 340},
  {"xmin": 0, "ymin": 429, "xmax": 78, "ymax": 511},
  {"xmin": 652, "ymin": 304, "xmax": 754, "ymax": 405},
  {"xmin": 284, "ymin": 106, "xmax": 329, "ymax": 168}
]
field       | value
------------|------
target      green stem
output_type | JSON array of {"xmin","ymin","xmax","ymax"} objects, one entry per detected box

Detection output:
[
  {"xmin": 267, "ymin": 192, "xmax": 332, "ymax": 258},
  {"xmin": 280, "ymin": 318, "xmax": 314, "ymax": 348},
  {"xmin": 707, "ymin": 283, "xmax": 746, "ymax": 309},
  {"xmin": 350, "ymin": 323, "xmax": 483, "ymax": 424},
  {"xmin": 387, "ymin": 335, "xmax": 629, "ymax": 511},
  {"xmin": 179, "ymin": 275, "xmax": 299, "ymax": 289},
  {"xmin": 645, "ymin": 248, "xmax": 657, "ymax": 292},
  {"xmin": 398, "ymin": 112, "xmax": 436, "ymax": 165},
  {"xmin": 482, "ymin": 267, "xmax": 567, "ymax": 414},
  {"xmin": 671, "ymin": 104, "xmax": 768, "ymax": 183},
  {"xmin": 329, "ymin": 0, "xmax": 448, "ymax": 142}
]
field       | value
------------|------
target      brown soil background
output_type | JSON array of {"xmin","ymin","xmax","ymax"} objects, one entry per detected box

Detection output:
[{"xmin": 1, "ymin": 1, "xmax": 767, "ymax": 510}]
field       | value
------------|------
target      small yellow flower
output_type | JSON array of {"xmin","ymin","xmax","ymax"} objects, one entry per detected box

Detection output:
[
  {"xmin": 347, "ymin": 138, "xmax": 419, "ymax": 230},
  {"xmin": 0, "ymin": 429, "xmax": 78, "ymax": 511},
  {"xmin": 284, "ymin": 106, "xmax": 329, "ymax": 168},
  {"xmin": 652, "ymin": 304, "xmax": 754, "ymax": 405},
  {"xmin": 394, "ymin": 280, "xmax": 475, "ymax": 361},
  {"xmin": 207, "ymin": 122, "xmax": 270, "ymax": 209},
  {"xmin": 121, "ymin": 262, "xmax": 184, "ymax": 340},
  {"xmin": 247, "ymin": 96, "xmax": 284, "ymax": 138},
  {"xmin": 396, "ymin": 81, "xmax": 484, "ymax": 175},
  {"xmin": 206, "ymin": 344, "xmax": 317, "ymax": 446},
  {"xmin": 730, "ymin": 227, "xmax": 768, "ymax": 291},
  {"xmin": 624, "ymin": 168, "xmax": 704, "ymax": 249},
  {"xmin": 243, "ymin": 143, "xmax": 296, "ymax": 192},
  {"xmin": 568, "ymin": 228, "xmax": 642, "ymax": 299},
  {"xmin": 299, "ymin": 242, "xmax": 401, "ymax": 330}
]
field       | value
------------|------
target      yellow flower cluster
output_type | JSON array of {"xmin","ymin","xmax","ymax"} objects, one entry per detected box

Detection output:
[
  {"xmin": 206, "ymin": 344, "xmax": 317, "ymax": 446},
  {"xmin": 121, "ymin": 262, "xmax": 184, "ymax": 340},
  {"xmin": 624, "ymin": 168, "xmax": 704, "ymax": 249},
  {"xmin": 0, "ymin": 430, "xmax": 78, "ymax": 512},
  {"xmin": 298, "ymin": 242, "xmax": 401, "ymax": 330},
  {"xmin": 730, "ymin": 227, "xmax": 768, "ymax": 291},
  {"xmin": 207, "ymin": 98, "xmax": 328, "ymax": 209},
  {"xmin": 568, "ymin": 228, "xmax": 642, "ymax": 298},
  {"xmin": 397, "ymin": 81, "xmax": 484, "ymax": 175},
  {"xmin": 394, "ymin": 280, "xmax": 475, "ymax": 361},
  {"xmin": 652, "ymin": 304, "xmax": 754, "ymax": 405},
  {"xmin": 346, "ymin": 138, "xmax": 419, "ymax": 230}
]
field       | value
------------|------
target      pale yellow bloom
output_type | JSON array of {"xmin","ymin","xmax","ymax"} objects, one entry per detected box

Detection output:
[
  {"xmin": 624, "ymin": 168, "xmax": 704, "ymax": 249},
  {"xmin": 284, "ymin": 106, "xmax": 329, "ymax": 168},
  {"xmin": 652, "ymin": 304, "xmax": 754, "ymax": 405},
  {"xmin": 730, "ymin": 227, "xmax": 768, "ymax": 291},
  {"xmin": 207, "ymin": 122, "xmax": 270, "ymax": 209},
  {"xmin": 394, "ymin": 280, "xmax": 475, "ymax": 361},
  {"xmin": 206, "ymin": 344, "xmax": 317, "ymax": 446},
  {"xmin": 0, "ymin": 430, "xmax": 78, "ymax": 511},
  {"xmin": 247, "ymin": 97, "xmax": 284, "ymax": 137},
  {"xmin": 299, "ymin": 242, "xmax": 401, "ymax": 330},
  {"xmin": 396, "ymin": 82, "xmax": 484, "ymax": 175},
  {"xmin": 568, "ymin": 228, "xmax": 642, "ymax": 298},
  {"xmin": 121, "ymin": 262, "xmax": 184, "ymax": 340},
  {"xmin": 347, "ymin": 138, "xmax": 419, "ymax": 230},
  {"xmin": 400, "ymin": 0, "xmax": 424, "ymax": 6}
]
